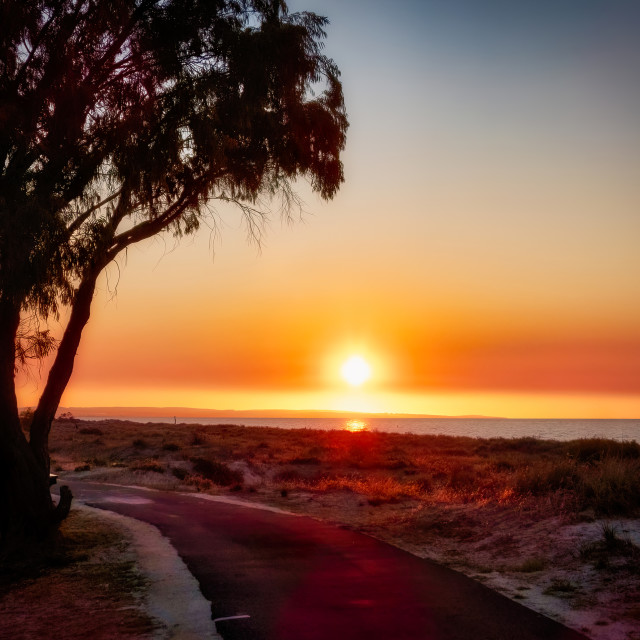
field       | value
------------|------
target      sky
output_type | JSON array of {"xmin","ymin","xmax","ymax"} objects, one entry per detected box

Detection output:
[{"xmin": 17, "ymin": 0, "xmax": 640, "ymax": 417}]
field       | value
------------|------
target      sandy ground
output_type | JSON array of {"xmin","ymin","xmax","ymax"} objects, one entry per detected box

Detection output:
[
  {"xmin": 79, "ymin": 504, "xmax": 221, "ymax": 640},
  {"xmin": 0, "ymin": 502, "xmax": 220, "ymax": 640}
]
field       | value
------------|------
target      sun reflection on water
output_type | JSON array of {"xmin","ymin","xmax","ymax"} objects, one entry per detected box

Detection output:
[{"xmin": 345, "ymin": 419, "xmax": 368, "ymax": 432}]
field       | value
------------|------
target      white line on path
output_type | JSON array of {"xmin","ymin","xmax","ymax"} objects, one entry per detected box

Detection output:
[{"xmin": 213, "ymin": 615, "xmax": 251, "ymax": 623}]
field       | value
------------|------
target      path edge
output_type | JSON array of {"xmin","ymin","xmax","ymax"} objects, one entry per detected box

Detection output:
[{"xmin": 75, "ymin": 502, "xmax": 222, "ymax": 639}]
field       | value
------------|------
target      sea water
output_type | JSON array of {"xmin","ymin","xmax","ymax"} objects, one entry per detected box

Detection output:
[{"xmin": 80, "ymin": 416, "xmax": 640, "ymax": 442}]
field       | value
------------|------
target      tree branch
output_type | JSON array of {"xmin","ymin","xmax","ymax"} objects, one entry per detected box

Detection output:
[
  {"xmin": 14, "ymin": 5, "xmax": 64, "ymax": 89},
  {"xmin": 67, "ymin": 188, "xmax": 123, "ymax": 236},
  {"xmin": 106, "ymin": 195, "xmax": 194, "ymax": 259}
]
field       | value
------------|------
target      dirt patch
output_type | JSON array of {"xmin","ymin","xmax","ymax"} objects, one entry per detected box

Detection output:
[{"xmin": 0, "ymin": 510, "xmax": 156, "ymax": 640}]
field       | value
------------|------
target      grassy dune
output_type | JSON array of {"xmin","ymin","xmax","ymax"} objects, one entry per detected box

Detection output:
[{"xmin": 48, "ymin": 419, "xmax": 640, "ymax": 517}]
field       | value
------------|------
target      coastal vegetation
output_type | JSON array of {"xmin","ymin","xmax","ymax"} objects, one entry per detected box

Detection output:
[{"xmin": 49, "ymin": 419, "xmax": 640, "ymax": 518}]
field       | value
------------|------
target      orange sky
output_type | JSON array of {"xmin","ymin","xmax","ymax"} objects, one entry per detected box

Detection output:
[{"xmin": 16, "ymin": 1, "xmax": 640, "ymax": 418}]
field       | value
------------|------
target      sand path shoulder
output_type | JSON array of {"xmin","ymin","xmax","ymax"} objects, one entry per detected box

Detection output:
[{"xmin": 76, "ymin": 503, "xmax": 221, "ymax": 639}]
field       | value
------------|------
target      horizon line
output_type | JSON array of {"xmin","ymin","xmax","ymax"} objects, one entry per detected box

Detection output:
[{"xmin": 41, "ymin": 405, "xmax": 503, "ymax": 419}]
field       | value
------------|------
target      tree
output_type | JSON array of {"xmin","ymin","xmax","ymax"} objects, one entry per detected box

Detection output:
[{"xmin": 0, "ymin": 0, "xmax": 347, "ymax": 544}]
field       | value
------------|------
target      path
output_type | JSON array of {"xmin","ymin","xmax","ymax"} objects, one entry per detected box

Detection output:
[{"xmin": 62, "ymin": 481, "xmax": 589, "ymax": 640}]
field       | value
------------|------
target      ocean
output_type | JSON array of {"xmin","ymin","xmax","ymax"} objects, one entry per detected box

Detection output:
[{"xmin": 81, "ymin": 416, "xmax": 640, "ymax": 442}]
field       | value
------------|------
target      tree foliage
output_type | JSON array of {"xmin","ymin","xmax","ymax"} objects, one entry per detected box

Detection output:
[
  {"xmin": 1, "ymin": 0, "xmax": 346, "ymax": 311},
  {"xmin": 0, "ymin": 0, "xmax": 347, "ymax": 541}
]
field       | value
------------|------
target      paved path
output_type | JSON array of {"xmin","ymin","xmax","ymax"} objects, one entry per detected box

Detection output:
[{"xmin": 63, "ymin": 481, "xmax": 588, "ymax": 640}]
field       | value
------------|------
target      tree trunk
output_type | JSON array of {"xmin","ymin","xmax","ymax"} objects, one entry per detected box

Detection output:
[
  {"xmin": 30, "ymin": 270, "xmax": 99, "ymax": 473},
  {"xmin": 0, "ymin": 298, "xmax": 57, "ymax": 545}
]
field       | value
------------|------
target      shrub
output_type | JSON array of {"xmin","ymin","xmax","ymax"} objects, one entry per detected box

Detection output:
[
  {"xmin": 368, "ymin": 496, "xmax": 401, "ymax": 506},
  {"xmin": 568, "ymin": 439, "xmax": 640, "ymax": 462},
  {"xmin": 171, "ymin": 467, "xmax": 189, "ymax": 481},
  {"xmin": 273, "ymin": 469, "xmax": 303, "ymax": 483},
  {"xmin": 191, "ymin": 457, "xmax": 243, "ymax": 486},
  {"xmin": 514, "ymin": 460, "xmax": 579, "ymax": 495},
  {"xmin": 79, "ymin": 427, "xmax": 103, "ymax": 436},
  {"xmin": 543, "ymin": 579, "xmax": 578, "ymax": 596},
  {"xmin": 132, "ymin": 461, "xmax": 164, "ymax": 474},
  {"xmin": 448, "ymin": 465, "xmax": 477, "ymax": 490},
  {"xmin": 132, "ymin": 438, "xmax": 148, "ymax": 448},
  {"xmin": 577, "ymin": 458, "xmax": 640, "ymax": 515},
  {"xmin": 601, "ymin": 522, "xmax": 620, "ymax": 549},
  {"xmin": 491, "ymin": 459, "xmax": 515, "ymax": 472},
  {"xmin": 384, "ymin": 459, "xmax": 412, "ymax": 470},
  {"xmin": 415, "ymin": 477, "xmax": 432, "ymax": 493},
  {"xmin": 580, "ymin": 522, "xmax": 639, "ymax": 561},
  {"xmin": 162, "ymin": 442, "xmax": 180, "ymax": 452},
  {"xmin": 514, "ymin": 557, "xmax": 546, "ymax": 573},
  {"xmin": 288, "ymin": 456, "xmax": 321, "ymax": 465},
  {"xmin": 191, "ymin": 432, "xmax": 207, "ymax": 446}
]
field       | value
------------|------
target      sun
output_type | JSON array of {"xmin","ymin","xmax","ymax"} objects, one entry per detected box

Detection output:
[{"xmin": 341, "ymin": 355, "xmax": 371, "ymax": 386}]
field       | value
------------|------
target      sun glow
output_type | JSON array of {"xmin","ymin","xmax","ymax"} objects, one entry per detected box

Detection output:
[
  {"xmin": 345, "ymin": 419, "xmax": 368, "ymax": 432},
  {"xmin": 340, "ymin": 355, "xmax": 371, "ymax": 386}
]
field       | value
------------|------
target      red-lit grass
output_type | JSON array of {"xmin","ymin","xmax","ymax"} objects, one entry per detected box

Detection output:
[{"xmin": 47, "ymin": 419, "xmax": 640, "ymax": 517}]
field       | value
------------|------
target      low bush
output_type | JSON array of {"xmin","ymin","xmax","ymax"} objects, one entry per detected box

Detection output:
[
  {"xmin": 491, "ymin": 459, "xmax": 515, "ymax": 472},
  {"xmin": 368, "ymin": 496, "xmax": 401, "ymax": 506},
  {"xmin": 79, "ymin": 427, "xmax": 104, "ymax": 436},
  {"xmin": 567, "ymin": 438, "xmax": 640, "ymax": 462},
  {"xmin": 273, "ymin": 469, "xmax": 304, "ymax": 483},
  {"xmin": 191, "ymin": 432, "xmax": 207, "ymax": 446},
  {"xmin": 384, "ymin": 459, "xmax": 411, "ymax": 470},
  {"xmin": 288, "ymin": 456, "xmax": 321, "ymax": 465},
  {"xmin": 447, "ymin": 465, "xmax": 477, "ymax": 490},
  {"xmin": 171, "ymin": 467, "xmax": 189, "ymax": 480},
  {"xmin": 132, "ymin": 461, "xmax": 164, "ymax": 474},
  {"xmin": 514, "ymin": 557, "xmax": 546, "ymax": 573},
  {"xmin": 415, "ymin": 476, "xmax": 432, "ymax": 493},
  {"xmin": 577, "ymin": 458, "xmax": 640, "ymax": 515},
  {"xmin": 514, "ymin": 460, "xmax": 579, "ymax": 495},
  {"xmin": 580, "ymin": 522, "xmax": 639, "ymax": 563},
  {"xmin": 190, "ymin": 457, "xmax": 243, "ymax": 486},
  {"xmin": 543, "ymin": 579, "xmax": 578, "ymax": 596}
]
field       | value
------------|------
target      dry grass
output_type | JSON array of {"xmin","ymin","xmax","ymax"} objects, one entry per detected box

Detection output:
[
  {"xmin": 48, "ymin": 420, "xmax": 640, "ymax": 517},
  {"xmin": 0, "ymin": 510, "xmax": 155, "ymax": 640}
]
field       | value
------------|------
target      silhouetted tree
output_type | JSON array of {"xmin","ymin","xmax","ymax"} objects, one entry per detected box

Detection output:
[{"xmin": 0, "ymin": 0, "xmax": 347, "ymax": 544}]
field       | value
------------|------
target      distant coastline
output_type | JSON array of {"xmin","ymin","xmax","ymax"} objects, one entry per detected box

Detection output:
[{"xmin": 46, "ymin": 406, "xmax": 499, "ymax": 420}]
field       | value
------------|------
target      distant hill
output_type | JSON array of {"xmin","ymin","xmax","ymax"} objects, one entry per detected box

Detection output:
[{"xmin": 46, "ymin": 406, "xmax": 499, "ymax": 419}]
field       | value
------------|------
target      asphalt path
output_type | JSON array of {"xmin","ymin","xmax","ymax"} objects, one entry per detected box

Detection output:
[{"xmin": 60, "ymin": 481, "xmax": 588, "ymax": 640}]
